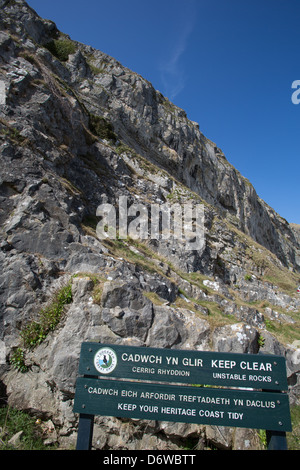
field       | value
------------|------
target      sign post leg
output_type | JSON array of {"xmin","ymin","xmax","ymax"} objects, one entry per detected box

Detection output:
[
  {"xmin": 76, "ymin": 414, "xmax": 94, "ymax": 450},
  {"xmin": 266, "ymin": 430, "xmax": 287, "ymax": 450}
]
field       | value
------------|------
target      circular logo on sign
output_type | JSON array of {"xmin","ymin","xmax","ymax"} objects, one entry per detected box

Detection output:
[{"xmin": 94, "ymin": 347, "xmax": 117, "ymax": 374}]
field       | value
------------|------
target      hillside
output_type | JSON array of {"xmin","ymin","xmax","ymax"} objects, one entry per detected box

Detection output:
[{"xmin": 0, "ymin": 0, "xmax": 299, "ymax": 450}]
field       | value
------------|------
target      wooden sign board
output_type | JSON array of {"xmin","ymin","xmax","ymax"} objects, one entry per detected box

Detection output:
[
  {"xmin": 74, "ymin": 342, "xmax": 292, "ymax": 449},
  {"xmin": 77, "ymin": 342, "xmax": 288, "ymax": 390},
  {"xmin": 74, "ymin": 376, "xmax": 292, "ymax": 432}
]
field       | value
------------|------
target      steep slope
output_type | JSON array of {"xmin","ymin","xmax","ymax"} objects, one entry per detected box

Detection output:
[{"xmin": 0, "ymin": 0, "xmax": 299, "ymax": 450}]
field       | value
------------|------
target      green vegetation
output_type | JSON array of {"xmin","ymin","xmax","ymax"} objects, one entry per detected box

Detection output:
[
  {"xmin": 10, "ymin": 348, "xmax": 28, "ymax": 373},
  {"xmin": 258, "ymin": 334, "xmax": 265, "ymax": 348},
  {"xmin": 20, "ymin": 282, "xmax": 72, "ymax": 349},
  {"xmin": 88, "ymin": 114, "xmax": 117, "ymax": 143},
  {"xmin": 264, "ymin": 317, "xmax": 300, "ymax": 346},
  {"xmin": 10, "ymin": 282, "xmax": 73, "ymax": 372},
  {"xmin": 143, "ymin": 290, "xmax": 165, "ymax": 306},
  {"xmin": 102, "ymin": 238, "xmax": 165, "ymax": 276},
  {"xmin": 72, "ymin": 272, "xmax": 106, "ymax": 305},
  {"xmin": 88, "ymin": 62, "xmax": 105, "ymax": 75},
  {"xmin": 257, "ymin": 406, "xmax": 300, "ymax": 450},
  {"xmin": 257, "ymin": 429, "xmax": 267, "ymax": 449},
  {"xmin": 287, "ymin": 405, "xmax": 300, "ymax": 450},
  {"xmin": 0, "ymin": 117, "xmax": 28, "ymax": 146},
  {"xmin": 45, "ymin": 39, "xmax": 76, "ymax": 62},
  {"xmin": 115, "ymin": 142, "xmax": 136, "ymax": 156},
  {"xmin": 0, "ymin": 407, "xmax": 57, "ymax": 450}
]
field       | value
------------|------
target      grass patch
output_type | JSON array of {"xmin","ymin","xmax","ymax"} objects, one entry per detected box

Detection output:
[
  {"xmin": 0, "ymin": 407, "xmax": 57, "ymax": 450},
  {"xmin": 263, "ymin": 317, "xmax": 300, "ymax": 346},
  {"xmin": 263, "ymin": 265, "xmax": 299, "ymax": 296},
  {"xmin": 88, "ymin": 114, "xmax": 117, "ymax": 143},
  {"xmin": 20, "ymin": 282, "xmax": 72, "ymax": 349},
  {"xmin": 45, "ymin": 39, "xmax": 76, "ymax": 62},
  {"xmin": 102, "ymin": 238, "xmax": 167, "ymax": 277},
  {"xmin": 10, "ymin": 282, "xmax": 73, "ymax": 372},
  {"xmin": 72, "ymin": 272, "xmax": 106, "ymax": 305},
  {"xmin": 88, "ymin": 62, "xmax": 105, "ymax": 75},
  {"xmin": 229, "ymin": 223, "xmax": 299, "ymax": 296},
  {"xmin": 143, "ymin": 291, "xmax": 165, "ymax": 306},
  {"xmin": 0, "ymin": 118, "xmax": 28, "ymax": 146},
  {"xmin": 287, "ymin": 405, "xmax": 300, "ymax": 450}
]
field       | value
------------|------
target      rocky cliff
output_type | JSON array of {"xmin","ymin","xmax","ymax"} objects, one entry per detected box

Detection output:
[{"xmin": 0, "ymin": 0, "xmax": 299, "ymax": 450}]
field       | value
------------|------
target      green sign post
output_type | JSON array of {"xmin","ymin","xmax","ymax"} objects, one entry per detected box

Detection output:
[
  {"xmin": 74, "ymin": 377, "xmax": 290, "ymax": 431},
  {"xmin": 73, "ymin": 343, "xmax": 292, "ymax": 450},
  {"xmin": 77, "ymin": 342, "xmax": 288, "ymax": 390}
]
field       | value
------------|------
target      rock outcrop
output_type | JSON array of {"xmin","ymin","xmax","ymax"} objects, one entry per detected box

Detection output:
[{"xmin": 0, "ymin": 0, "xmax": 299, "ymax": 450}]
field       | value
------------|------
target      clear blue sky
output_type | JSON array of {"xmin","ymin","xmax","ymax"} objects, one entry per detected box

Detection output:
[{"xmin": 27, "ymin": 0, "xmax": 300, "ymax": 224}]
